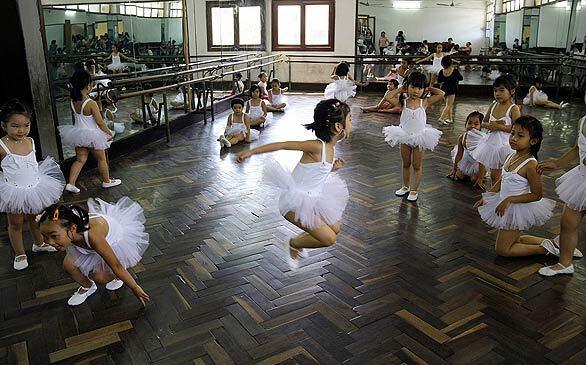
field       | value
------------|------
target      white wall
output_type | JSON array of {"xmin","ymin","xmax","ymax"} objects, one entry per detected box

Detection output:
[
  {"xmin": 538, "ymin": 4, "xmax": 571, "ymax": 48},
  {"xmin": 505, "ymin": 10, "xmax": 522, "ymax": 46},
  {"xmin": 358, "ymin": 0, "xmax": 487, "ymax": 54},
  {"xmin": 187, "ymin": 0, "xmax": 356, "ymax": 83}
]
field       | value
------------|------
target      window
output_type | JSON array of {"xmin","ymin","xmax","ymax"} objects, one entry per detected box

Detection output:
[
  {"xmin": 486, "ymin": 0, "xmax": 494, "ymax": 38},
  {"xmin": 206, "ymin": 1, "xmax": 265, "ymax": 51},
  {"xmin": 272, "ymin": 0, "xmax": 335, "ymax": 51}
]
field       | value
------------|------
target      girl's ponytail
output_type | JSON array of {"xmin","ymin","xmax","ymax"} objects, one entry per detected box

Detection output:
[{"xmin": 69, "ymin": 70, "xmax": 92, "ymax": 101}]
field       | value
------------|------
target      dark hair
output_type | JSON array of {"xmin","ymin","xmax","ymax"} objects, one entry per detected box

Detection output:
[
  {"xmin": 38, "ymin": 203, "xmax": 90, "ymax": 233},
  {"xmin": 85, "ymin": 59, "xmax": 96, "ymax": 68},
  {"xmin": 513, "ymin": 115, "xmax": 543, "ymax": 158},
  {"xmin": 258, "ymin": 71, "xmax": 267, "ymax": 78},
  {"xmin": 0, "ymin": 99, "xmax": 32, "ymax": 125},
  {"xmin": 234, "ymin": 72, "xmax": 242, "ymax": 80},
  {"xmin": 69, "ymin": 70, "xmax": 92, "ymax": 101},
  {"xmin": 271, "ymin": 78, "xmax": 280, "ymax": 85},
  {"xmin": 250, "ymin": 84, "xmax": 260, "ymax": 97},
  {"xmin": 73, "ymin": 62, "xmax": 85, "ymax": 73},
  {"xmin": 389, "ymin": 79, "xmax": 399, "ymax": 88},
  {"xmin": 400, "ymin": 58, "xmax": 410, "ymax": 65},
  {"xmin": 441, "ymin": 55, "xmax": 453, "ymax": 68},
  {"xmin": 493, "ymin": 74, "xmax": 517, "ymax": 98},
  {"xmin": 405, "ymin": 71, "xmax": 428, "ymax": 89},
  {"xmin": 334, "ymin": 62, "xmax": 350, "ymax": 77},
  {"xmin": 231, "ymin": 98, "xmax": 244, "ymax": 108},
  {"xmin": 304, "ymin": 99, "xmax": 350, "ymax": 142},
  {"xmin": 465, "ymin": 111, "xmax": 484, "ymax": 124}
]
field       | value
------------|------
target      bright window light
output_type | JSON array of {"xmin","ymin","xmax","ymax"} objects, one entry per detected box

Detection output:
[
  {"xmin": 554, "ymin": 1, "xmax": 567, "ymax": 7},
  {"xmin": 394, "ymin": 1, "xmax": 421, "ymax": 9}
]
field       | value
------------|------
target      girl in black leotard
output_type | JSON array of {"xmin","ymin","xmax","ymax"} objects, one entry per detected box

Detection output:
[{"xmin": 437, "ymin": 56, "xmax": 463, "ymax": 125}]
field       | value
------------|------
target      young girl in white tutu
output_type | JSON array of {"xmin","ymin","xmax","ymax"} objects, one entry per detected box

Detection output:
[
  {"xmin": 382, "ymin": 72, "xmax": 445, "ymax": 201},
  {"xmin": 324, "ymin": 62, "xmax": 368, "ymax": 102},
  {"xmin": 38, "ymin": 197, "xmax": 150, "ymax": 306},
  {"xmin": 237, "ymin": 99, "xmax": 351, "ymax": 268},
  {"xmin": 268, "ymin": 78, "xmax": 288, "ymax": 111},
  {"xmin": 536, "ymin": 115, "xmax": 586, "ymax": 276},
  {"xmin": 59, "ymin": 70, "xmax": 120, "ymax": 194},
  {"xmin": 0, "ymin": 100, "xmax": 65, "ymax": 270},
  {"xmin": 448, "ymin": 111, "xmax": 487, "ymax": 188},
  {"xmin": 472, "ymin": 74, "xmax": 521, "ymax": 185},
  {"xmin": 474, "ymin": 116, "xmax": 557, "ymax": 257},
  {"xmin": 522, "ymin": 79, "xmax": 568, "ymax": 110},
  {"xmin": 246, "ymin": 85, "xmax": 271, "ymax": 128},
  {"xmin": 416, "ymin": 43, "xmax": 446, "ymax": 86},
  {"xmin": 218, "ymin": 98, "xmax": 259, "ymax": 148}
]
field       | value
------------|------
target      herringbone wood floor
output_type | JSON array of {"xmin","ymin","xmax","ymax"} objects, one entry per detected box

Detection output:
[{"xmin": 1, "ymin": 93, "xmax": 585, "ymax": 364}]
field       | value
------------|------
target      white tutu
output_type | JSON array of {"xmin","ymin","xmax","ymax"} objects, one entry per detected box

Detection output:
[
  {"xmin": 555, "ymin": 165, "xmax": 586, "ymax": 211},
  {"xmin": 324, "ymin": 79, "xmax": 356, "ymax": 102},
  {"xmin": 383, "ymin": 124, "xmax": 442, "ymax": 150},
  {"xmin": 0, "ymin": 157, "xmax": 65, "ymax": 214},
  {"xmin": 425, "ymin": 64, "xmax": 442, "ymax": 75},
  {"xmin": 225, "ymin": 123, "xmax": 259, "ymax": 141},
  {"xmin": 271, "ymin": 93, "xmax": 288, "ymax": 107},
  {"xmin": 67, "ymin": 197, "xmax": 149, "ymax": 276},
  {"xmin": 451, "ymin": 146, "xmax": 480, "ymax": 176},
  {"xmin": 263, "ymin": 159, "xmax": 349, "ymax": 230},
  {"xmin": 478, "ymin": 192, "xmax": 556, "ymax": 230},
  {"xmin": 58, "ymin": 125, "xmax": 112, "ymax": 150},
  {"xmin": 471, "ymin": 134, "xmax": 513, "ymax": 169},
  {"xmin": 523, "ymin": 90, "xmax": 548, "ymax": 105}
]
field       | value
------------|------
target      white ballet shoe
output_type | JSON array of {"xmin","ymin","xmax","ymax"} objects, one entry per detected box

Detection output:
[
  {"xmin": 67, "ymin": 281, "xmax": 97, "ymax": 306},
  {"xmin": 219, "ymin": 135, "xmax": 231, "ymax": 148},
  {"xmin": 538, "ymin": 263, "xmax": 574, "ymax": 277},
  {"xmin": 553, "ymin": 236, "xmax": 583, "ymax": 258},
  {"xmin": 395, "ymin": 186, "xmax": 410, "ymax": 196},
  {"xmin": 283, "ymin": 240, "xmax": 299, "ymax": 270},
  {"xmin": 541, "ymin": 239, "xmax": 560, "ymax": 256},
  {"xmin": 32, "ymin": 242, "xmax": 57, "ymax": 253},
  {"xmin": 65, "ymin": 184, "xmax": 81, "ymax": 194},
  {"xmin": 105, "ymin": 279, "xmax": 124, "ymax": 291},
  {"xmin": 13, "ymin": 255, "xmax": 28, "ymax": 271},
  {"xmin": 102, "ymin": 179, "xmax": 122, "ymax": 188},
  {"xmin": 407, "ymin": 191, "xmax": 419, "ymax": 202}
]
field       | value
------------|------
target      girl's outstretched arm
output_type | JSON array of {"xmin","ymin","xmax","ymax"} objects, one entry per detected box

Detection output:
[
  {"xmin": 425, "ymin": 87, "xmax": 445, "ymax": 106},
  {"xmin": 416, "ymin": 54, "xmax": 433, "ymax": 63},
  {"xmin": 237, "ymin": 140, "xmax": 322, "ymax": 162},
  {"xmin": 537, "ymin": 146, "xmax": 580, "ymax": 174},
  {"xmin": 89, "ymin": 230, "xmax": 150, "ymax": 305}
]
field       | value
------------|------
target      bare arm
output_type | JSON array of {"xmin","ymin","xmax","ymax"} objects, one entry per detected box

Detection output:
[
  {"xmin": 261, "ymin": 101, "xmax": 268, "ymax": 117},
  {"xmin": 88, "ymin": 100, "xmax": 113, "ymax": 137},
  {"xmin": 453, "ymin": 135, "xmax": 465, "ymax": 168},
  {"xmin": 424, "ymin": 87, "xmax": 445, "ymax": 106},
  {"xmin": 237, "ymin": 140, "xmax": 322, "ymax": 162},
  {"xmin": 226, "ymin": 114, "xmax": 233, "ymax": 129},
  {"xmin": 416, "ymin": 54, "xmax": 433, "ymax": 63},
  {"xmin": 244, "ymin": 114, "xmax": 251, "ymax": 143},
  {"xmin": 89, "ymin": 228, "xmax": 150, "ymax": 304}
]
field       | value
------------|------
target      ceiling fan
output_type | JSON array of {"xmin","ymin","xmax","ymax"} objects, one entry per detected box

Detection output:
[{"xmin": 437, "ymin": 1, "xmax": 461, "ymax": 7}]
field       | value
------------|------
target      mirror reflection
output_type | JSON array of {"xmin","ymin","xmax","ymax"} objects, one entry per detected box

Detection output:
[{"xmin": 43, "ymin": 1, "xmax": 184, "ymax": 158}]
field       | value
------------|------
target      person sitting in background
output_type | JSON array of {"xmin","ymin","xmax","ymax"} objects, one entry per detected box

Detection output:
[
  {"xmin": 512, "ymin": 38, "xmax": 521, "ymax": 51},
  {"xmin": 418, "ymin": 40, "xmax": 429, "ymax": 55},
  {"xmin": 232, "ymin": 72, "xmax": 245, "ymax": 95}
]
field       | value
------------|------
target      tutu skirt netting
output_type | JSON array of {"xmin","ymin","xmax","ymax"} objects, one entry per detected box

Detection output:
[
  {"xmin": 225, "ymin": 124, "xmax": 259, "ymax": 141},
  {"xmin": 383, "ymin": 125, "xmax": 442, "ymax": 151},
  {"xmin": 324, "ymin": 80, "xmax": 356, "ymax": 102},
  {"xmin": 263, "ymin": 160, "xmax": 349, "ymax": 230},
  {"xmin": 425, "ymin": 65, "xmax": 442, "ymax": 75},
  {"xmin": 451, "ymin": 146, "xmax": 480, "ymax": 175},
  {"xmin": 67, "ymin": 197, "xmax": 150, "ymax": 276},
  {"xmin": 0, "ymin": 158, "xmax": 65, "ymax": 214},
  {"xmin": 58, "ymin": 125, "xmax": 112, "ymax": 150},
  {"xmin": 478, "ymin": 192, "xmax": 556, "ymax": 230},
  {"xmin": 471, "ymin": 136, "xmax": 513, "ymax": 169},
  {"xmin": 272, "ymin": 94, "xmax": 288, "ymax": 107},
  {"xmin": 555, "ymin": 165, "xmax": 586, "ymax": 211}
]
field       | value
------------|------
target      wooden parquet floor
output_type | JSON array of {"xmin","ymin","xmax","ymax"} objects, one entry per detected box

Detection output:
[{"xmin": 1, "ymin": 93, "xmax": 586, "ymax": 364}]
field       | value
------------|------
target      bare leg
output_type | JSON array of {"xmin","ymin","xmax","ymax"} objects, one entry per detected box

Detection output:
[
  {"xmin": 63, "ymin": 256, "xmax": 93, "ymax": 289},
  {"xmin": 91, "ymin": 272, "xmax": 116, "ymax": 285},
  {"xmin": 27, "ymin": 214, "xmax": 44, "ymax": 245},
  {"xmin": 447, "ymin": 94, "xmax": 455, "ymax": 120},
  {"xmin": 250, "ymin": 118, "xmax": 265, "ymax": 127},
  {"xmin": 535, "ymin": 100, "xmax": 562, "ymax": 109},
  {"xmin": 90, "ymin": 149, "xmax": 110, "ymax": 183},
  {"xmin": 7, "ymin": 213, "xmax": 25, "ymax": 257},
  {"xmin": 411, "ymin": 148, "xmax": 424, "ymax": 191},
  {"xmin": 400, "ymin": 144, "xmax": 412, "ymax": 188},
  {"xmin": 227, "ymin": 134, "xmax": 244, "ymax": 146},
  {"xmin": 284, "ymin": 212, "xmax": 339, "ymax": 248},
  {"xmin": 557, "ymin": 206, "xmax": 585, "ymax": 267},
  {"xmin": 68, "ymin": 147, "xmax": 89, "ymax": 185},
  {"xmin": 378, "ymin": 106, "xmax": 402, "ymax": 114},
  {"xmin": 495, "ymin": 229, "xmax": 547, "ymax": 257},
  {"xmin": 361, "ymin": 105, "xmax": 380, "ymax": 113}
]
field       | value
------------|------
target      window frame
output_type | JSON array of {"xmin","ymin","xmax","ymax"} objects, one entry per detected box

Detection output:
[
  {"xmin": 271, "ymin": 0, "xmax": 335, "ymax": 52},
  {"xmin": 205, "ymin": 0, "xmax": 266, "ymax": 52}
]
